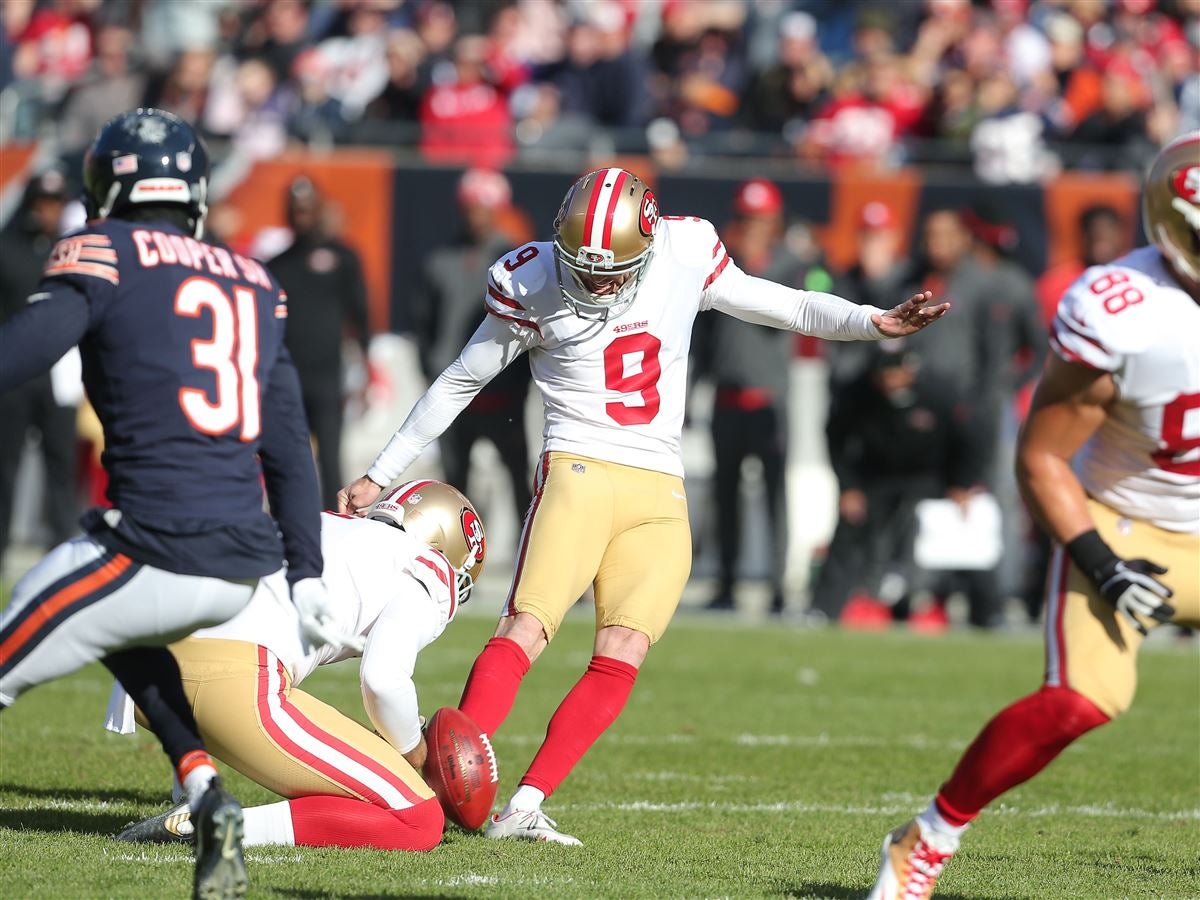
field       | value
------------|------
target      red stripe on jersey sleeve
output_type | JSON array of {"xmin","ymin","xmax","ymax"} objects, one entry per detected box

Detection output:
[
  {"xmin": 485, "ymin": 305, "xmax": 543, "ymax": 338},
  {"xmin": 703, "ymin": 253, "xmax": 731, "ymax": 290},
  {"xmin": 487, "ymin": 281, "xmax": 526, "ymax": 311},
  {"xmin": 1048, "ymin": 334, "xmax": 1104, "ymax": 371}
]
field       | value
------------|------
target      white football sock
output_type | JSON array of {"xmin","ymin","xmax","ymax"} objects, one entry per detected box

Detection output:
[
  {"xmin": 243, "ymin": 801, "xmax": 296, "ymax": 847},
  {"xmin": 182, "ymin": 764, "xmax": 218, "ymax": 811},
  {"xmin": 504, "ymin": 785, "xmax": 546, "ymax": 815},
  {"xmin": 917, "ymin": 800, "xmax": 968, "ymax": 849}
]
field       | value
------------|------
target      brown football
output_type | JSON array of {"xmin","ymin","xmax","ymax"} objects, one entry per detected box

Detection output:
[{"xmin": 422, "ymin": 707, "xmax": 499, "ymax": 830}]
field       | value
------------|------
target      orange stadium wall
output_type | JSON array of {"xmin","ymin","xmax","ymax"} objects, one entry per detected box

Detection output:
[
  {"xmin": 2, "ymin": 146, "xmax": 1140, "ymax": 334},
  {"xmin": 0, "ymin": 144, "xmax": 39, "ymax": 197},
  {"xmin": 218, "ymin": 151, "xmax": 394, "ymax": 333}
]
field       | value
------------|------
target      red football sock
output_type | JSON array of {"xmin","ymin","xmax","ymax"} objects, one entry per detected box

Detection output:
[
  {"xmin": 458, "ymin": 636, "xmax": 531, "ymax": 737},
  {"xmin": 935, "ymin": 685, "xmax": 1110, "ymax": 826},
  {"xmin": 520, "ymin": 655, "xmax": 638, "ymax": 798},
  {"xmin": 289, "ymin": 796, "xmax": 443, "ymax": 851}
]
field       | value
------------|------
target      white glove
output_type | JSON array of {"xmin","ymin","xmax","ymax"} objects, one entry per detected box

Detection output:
[{"xmin": 292, "ymin": 577, "xmax": 365, "ymax": 654}]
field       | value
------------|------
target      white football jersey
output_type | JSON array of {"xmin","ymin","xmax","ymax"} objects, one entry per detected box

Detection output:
[
  {"xmin": 484, "ymin": 217, "xmax": 740, "ymax": 476},
  {"xmin": 1050, "ymin": 246, "xmax": 1200, "ymax": 532},
  {"xmin": 194, "ymin": 512, "xmax": 458, "ymax": 685}
]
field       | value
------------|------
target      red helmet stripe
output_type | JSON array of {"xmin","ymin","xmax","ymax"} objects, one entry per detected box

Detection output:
[
  {"xmin": 601, "ymin": 169, "xmax": 629, "ymax": 249},
  {"xmin": 582, "ymin": 172, "xmax": 604, "ymax": 250},
  {"xmin": 386, "ymin": 479, "xmax": 435, "ymax": 506}
]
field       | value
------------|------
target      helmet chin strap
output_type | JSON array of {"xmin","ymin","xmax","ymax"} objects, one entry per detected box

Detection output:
[
  {"xmin": 97, "ymin": 182, "xmax": 122, "ymax": 219},
  {"xmin": 192, "ymin": 176, "xmax": 209, "ymax": 239}
]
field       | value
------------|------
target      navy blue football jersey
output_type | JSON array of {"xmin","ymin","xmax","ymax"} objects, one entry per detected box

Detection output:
[{"xmin": 3, "ymin": 218, "xmax": 323, "ymax": 582}]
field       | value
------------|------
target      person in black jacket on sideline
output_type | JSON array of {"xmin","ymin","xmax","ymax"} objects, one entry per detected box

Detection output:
[
  {"xmin": 0, "ymin": 169, "xmax": 78, "ymax": 566},
  {"xmin": 267, "ymin": 177, "xmax": 369, "ymax": 509},
  {"xmin": 810, "ymin": 346, "xmax": 985, "ymax": 624}
]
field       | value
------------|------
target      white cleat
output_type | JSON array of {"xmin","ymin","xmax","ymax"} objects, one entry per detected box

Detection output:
[
  {"xmin": 867, "ymin": 818, "xmax": 956, "ymax": 900},
  {"xmin": 484, "ymin": 808, "xmax": 582, "ymax": 846}
]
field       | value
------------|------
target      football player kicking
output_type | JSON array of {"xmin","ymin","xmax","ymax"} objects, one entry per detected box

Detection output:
[
  {"xmin": 868, "ymin": 132, "xmax": 1200, "ymax": 899},
  {"xmin": 107, "ymin": 481, "xmax": 488, "ymax": 852},
  {"xmin": 338, "ymin": 168, "xmax": 949, "ymax": 844},
  {"xmin": 0, "ymin": 110, "xmax": 356, "ymax": 899}
]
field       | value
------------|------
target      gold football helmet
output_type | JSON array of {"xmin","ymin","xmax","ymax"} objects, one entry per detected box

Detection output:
[
  {"xmin": 552, "ymin": 167, "xmax": 659, "ymax": 320},
  {"xmin": 369, "ymin": 480, "xmax": 486, "ymax": 607},
  {"xmin": 1144, "ymin": 131, "xmax": 1200, "ymax": 288}
]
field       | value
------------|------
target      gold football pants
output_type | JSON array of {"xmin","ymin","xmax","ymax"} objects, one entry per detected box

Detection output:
[
  {"xmin": 503, "ymin": 452, "xmax": 692, "ymax": 643},
  {"xmin": 1043, "ymin": 499, "xmax": 1200, "ymax": 718},
  {"xmin": 161, "ymin": 638, "xmax": 433, "ymax": 809}
]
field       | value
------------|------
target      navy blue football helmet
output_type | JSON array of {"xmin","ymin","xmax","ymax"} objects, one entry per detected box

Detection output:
[{"xmin": 83, "ymin": 108, "xmax": 210, "ymax": 237}]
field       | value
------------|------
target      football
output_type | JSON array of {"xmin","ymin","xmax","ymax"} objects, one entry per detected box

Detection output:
[{"xmin": 422, "ymin": 707, "xmax": 499, "ymax": 830}]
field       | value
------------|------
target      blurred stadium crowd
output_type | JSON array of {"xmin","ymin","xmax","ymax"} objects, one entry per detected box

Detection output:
[{"xmin": 3, "ymin": 0, "xmax": 1198, "ymax": 175}]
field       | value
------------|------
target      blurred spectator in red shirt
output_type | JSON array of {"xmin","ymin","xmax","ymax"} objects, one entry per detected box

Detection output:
[
  {"xmin": 420, "ymin": 35, "xmax": 513, "ymax": 167},
  {"xmin": 805, "ymin": 53, "xmax": 926, "ymax": 167},
  {"xmin": 1035, "ymin": 205, "xmax": 1130, "ymax": 324},
  {"xmin": 484, "ymin": 3, "xmax": 532, "ymax": 95},
  {"xmin": 12, "ymin": 0, "xmax": 96, "ymax": 102}
]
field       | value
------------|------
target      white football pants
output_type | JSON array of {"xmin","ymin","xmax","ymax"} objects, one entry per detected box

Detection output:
[{"xmin": 0, "ymin": 535, "xmax": 255, "ymax": 706}]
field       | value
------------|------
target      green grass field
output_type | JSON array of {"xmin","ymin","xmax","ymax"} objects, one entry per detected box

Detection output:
[{"xmin": 0, "ymin": 611, "xmax": 1197, "ymax": 899}]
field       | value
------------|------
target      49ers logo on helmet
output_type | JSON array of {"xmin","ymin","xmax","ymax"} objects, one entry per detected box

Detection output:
[
  {"xmin": 461, "ymin": 508, "xmax": 485, "ymax": 563},
  {"xmin": 1172, "ymin": 165, "xmax": 1200, "ymax": 203},
  {"xmin": 639, "ymin": 191, "xmax": 659, "ymax": 236}
]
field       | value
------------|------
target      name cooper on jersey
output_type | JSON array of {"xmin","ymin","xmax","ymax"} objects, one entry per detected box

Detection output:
[{"xmin": 128, "ymin": 228, "xmax": 274, "ymax": 290}]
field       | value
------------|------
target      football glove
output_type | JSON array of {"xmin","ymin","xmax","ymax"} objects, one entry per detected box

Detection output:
[
  {"xmin": 1067, "ymin": 530, "xmax": 1175, "ymax": 636},
  {"xmin": 292, "ymin": 577, "xmax": 365, "ymax": 654}
]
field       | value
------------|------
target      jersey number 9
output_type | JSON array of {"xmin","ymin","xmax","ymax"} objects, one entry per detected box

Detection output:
[{"xmin": 604, "ymin": 332, "xmax": 662, "ymax": 426}]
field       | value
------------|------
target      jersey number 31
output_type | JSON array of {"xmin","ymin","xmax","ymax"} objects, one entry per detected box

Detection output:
[{"xmin": 175, "ymin": 277, "xmax": 261, "ymax": 441}]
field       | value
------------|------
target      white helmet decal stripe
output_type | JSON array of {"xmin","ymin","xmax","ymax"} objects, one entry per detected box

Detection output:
[{"xmin": 585, "ymin": 167, "xmax": 624, "ymax": 250}]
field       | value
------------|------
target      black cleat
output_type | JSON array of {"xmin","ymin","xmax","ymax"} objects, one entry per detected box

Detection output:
[
  {"xmin": 116, "ymin": 800, "xmax": 193, "ymax": 844},
  {"xmin": 191, "ymin": 777, "xmax": 247, "ymax": 900}
]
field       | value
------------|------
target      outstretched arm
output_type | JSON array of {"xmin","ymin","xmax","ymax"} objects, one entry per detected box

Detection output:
[
  {"xmin": 340, "ymin": 313, "xmax": 531, "ymax": 513},
  {"xmin": 704, "ymin": 262, "xmax": 947, "ymax": 340},
  {"xmin": 0, "ymin": 285, "xmax": 90, "ymax": 392}
]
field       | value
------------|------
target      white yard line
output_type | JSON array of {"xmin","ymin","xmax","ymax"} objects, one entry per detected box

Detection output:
[
  {"xmin": 558, "ymin": 799, "xmax": 1200, "ymax": 821},
  {"xmin": 499, "ymin": 732, "xmax": 965, "ymax": 750},
  {"xmin": 734, "ymin": 733, "xmax": 968, "ymax": 750}
]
